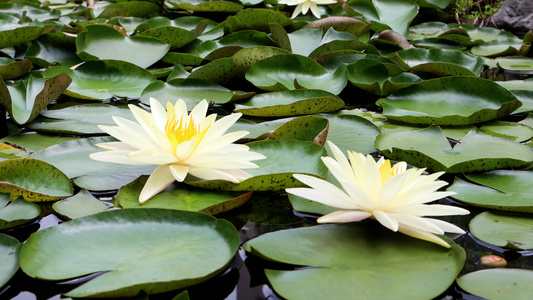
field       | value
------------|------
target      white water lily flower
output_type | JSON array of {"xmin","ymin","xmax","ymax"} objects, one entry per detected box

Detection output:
[
  {"xmin": 286, "ymin": 141, "xmax": 469, "ymax": 248},
  {"xmin": 279, "ymin": 0, "xmax": 337, "ymax": 19},
  {"xmin": 90, "ymin": 98, "xmax": 265, "ymax": 204}
]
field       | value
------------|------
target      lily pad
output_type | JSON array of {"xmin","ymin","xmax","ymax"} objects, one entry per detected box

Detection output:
[
  {"xmin": 375, "ymin": 126, "xmax": 533, "ymax": 173},
  {"xmin": 0, "ymin": 194, "xmax": 40, "ymax": 229},
  {"xmin": 244, "ymin": 223, "xmax": 464, "ymax": 300},
  {"xmin": 97, "ymin": 1, "xmax": 160, "ymax": 18},
  {"xmin": 447, "ymin": 170, "xmax": 533, "ymax": 212},
  {"xmin": 0, "ymin": 158, "xmax": 73, "ymax": 202},
  {"xmin": 169, "ymin": 0, "xmax": 243, "ymax": 12},
  {"xmin": 0, "ymin": 23, "xmax": 55, "ymax": 48},
  {"xmin": 224, "ymin": 8, "xmax": 292, "ymax": 33},
  {"xmin": 478, "ymin": 121, "xmax": 533, "ymax": 142},
  {"xmin": 0, "ymin": 57, "xmax": 32, "ymax": 79},
  {"xmin": 245, "ymin": 54, "xmax": 347, "ymax": 95},
  {"xmin": 20, "ymin": 209, "xmax": 240, "ymax": 298},
  {"xmin": 266, "ymin": 115, "xmax": 328, "ymax": 145},
  {"xmin": 0, "ymin": 233, "xmax": 21, "ymax": 288},
  {"xmin": 469, "ymin": 211, "xmax": 533, "ymax": 250},
  {"xmin": 234, "ymin": 89, "xmax": 344, "ymax": 117},
  {"xmin": 457, "ymin": 269, "xmax": 533, "ymax": 300},
  {"xmin": 52, "ymin": 189, "xmax": 109, "ymax": 220},
  {"xmin": 320, "ymin": 114, "xmax": 381, "ymax": 154},
  {"xmin": 470, "ymin": 38, "xmax": 523, "ymax": 57},
  {"xmin": 0, "ymin": 132, "xmax": 79, "ymax": 154},
  {"xmin": 395, "ymin": 48, "xmax": 484, "ymax": 76},
  {"xmin": 30, "ymin": 137, "xmax": 156, "ymax": 191},
  {"xmin": 117, "ymin": 176, "xmax": 252, "ymax": 215},
  {"xmin": 42, "ymin": 60, "xmax": 156, "ymax": 100},
  {"xmin": 186, "ymin": 140, "xmax": 328, "ymax": 191},
  {"xmin": 76, "ymin": 24, "xmax": 170, "ymax": 68},
  {"xmin": 486, "ymin": 56, "xmax": 533, "ymax": 72},
  {"xmin": 25, "ymin": 32, "xmax": 81, "ymax": 67},
  {"xmin": 376, "ymin": 77, "xmax": 521, "ymax": 125}
]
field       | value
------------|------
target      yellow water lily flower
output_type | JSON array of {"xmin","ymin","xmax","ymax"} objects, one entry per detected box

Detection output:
[
  {"xmin": 90, "ymin": 98, "xmax": 265, "ymax": 204},
  {"xmin": 279, "ymin": 0, "xmax": 337, "ymax": 19},
  {"xmin": 286, "ymin": 141, "xmax": 469, "ymax": 248}
]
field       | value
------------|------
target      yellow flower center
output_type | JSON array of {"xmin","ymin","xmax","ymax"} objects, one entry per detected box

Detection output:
[
  {"xmin": 164, "ymin": 102, "xmax": 210, "ymax": 152},
  {"xmin": 379, "ymin": 159, "xmax": 405, "ymax": 184}
]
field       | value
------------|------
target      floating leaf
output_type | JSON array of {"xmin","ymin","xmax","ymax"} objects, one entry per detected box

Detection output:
[
  {"xmin": 486, "ymin": 56, "xmax": 533, "ymax": 72},
  {"xmin": 0, "ymin": 233, "xmax": 21, "ymax": 288},
  {"xmin": 320, "ymin": 114, "xmax": 381, "ymax": 154},
  {"xmin": 457, "ymin": 269, "xmax": 533, "ymax": 300},
  {"xmin": 0, "ymin": 158, "xmax": 73, "ymax": 202},
  {"xmin": 266, "ymin": 115, "xmax": 329, "ymax": 145},
  {"xmin": 375, "ymin": 126, "xmax": 533, "ymax": 173},
  {"xmin": 0, "ymin": 57, "xmax": 32, "ymax": 79},
  {"xmin": 470, "ymin": 38, "xmax": 523, "ymax": 57},
  {"xmin": 478, "ymin": 121, "xmax": 533, "ymax": 142},
  {"xmin": 469, "ymin": 211, "xmax": 533, "ymax": 250},
  {"xmin": 244, "ymin": 223, "xmax": 464, "ymax": 300},
  {"xmin": 376, "ymin": 77, "xmax": 521, "ymax": 125},
  {"xmin": 0, "ymin": 133, "xmax": 79, "ymax": 154},
  {"xmin": 138, "ymin": 22, "xmax": 207, "ymax": 50},
  {"xmin": 303, "ymin": 16, "xmax": 371, "ymax": 37},
  {"xmin": 117, "ymin": 176, "xmax": 252, "ymax": 215},
  {"xmin": 395, "ymin": 48, "xmax": 484, "ymax": 76},
  {"xmin": 0, "ymin": 194, "xmax": 40, "ymax": 229},
  {"xmin": 25, "ymin": 32, "xmax": 81, "ymax": 67},
  {"xmin": 0, "ymin": 23, "xmax": 55, "ymax": 48},
  {"xmin": 52, "ymin": 189, "xmax": 109, "ymax": 220},
  {"xmin": 20, "ymin": 209, "xmax": 240, "ymax": 298},
  {"xmin": 170, "ymin": 0, "xmax": 243, "ymax": 12},
  {"xmin": 224, "ymin": 8, "xmax": 292, "ymax": 33},
  {"xmin": 448, "ymin": 170, "xmax": 533, "ymax": 212},
  {"xmin": 98, "ymin": 1, "xmax": 160, "ymax": 18}
]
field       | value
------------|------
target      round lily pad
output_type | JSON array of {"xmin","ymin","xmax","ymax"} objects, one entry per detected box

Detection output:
[
  {"xmin": 0, "ymin": 194, "xmax": 40, "ymax": 229},
  {"xmin": 20, "ymin": 209, "xmax": 240, "ymax": 298},
  {"xmin": 52, "ymin": 189, "xmax": 109, "ymax": 220},
  {"xmin": 470, "ymin": 211, "xmax": 533, "ymax": 250},
  {"xmin": 395, "ymin": 48, "xmax": 484, "ymax": 76},
  {"xmin": 457, "ymin": 269, "xmax": 533, "ymax": 300},
  {"xmin": 244, "ymin": 223, "xmax": 465, "ymax": 300},
  {"xmin": 0, "ymin": 233, "xmax": 20, "ymax": 289}
]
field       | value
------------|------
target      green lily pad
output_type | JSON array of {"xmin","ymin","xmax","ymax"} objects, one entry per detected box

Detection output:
[
  {"xmin": 76, "ymin": 24, "xmax": 170, "ymax": 68},
  {"xmin": 138, "ymin": 22, "xmax": 207, "ymax": 50},
  {"xmin": 411, "ymin": 37, "xmax": 466, "ymax": 50},
  {"xmin": 266, "ymin": 115, "xmax": 328, "ymax": 145},
  {"xmin": 375, "ymin": 126, "xmax": 533, "ymax": 173},
  {"xmin": 244, "ymin": 223, "xmax": 464, "ymax": 300},
  {"xmin": 469, "ymin": 211, "xmax": 533, "ymax": 250},
  {"xmin": 395, "ymin": 48, "xmax": 484, "ymax": 76},
  {"xmin": 0, "ymin": 233, "xmax": 21, "ymax": 288},
  {"xmin": 376, "ymin": 77, "xmax": 521, "ymax": 125},
  {"xmin": 320, "ymin": 114, "xmax": 381, "ymax": 154},
  {"xmin": 457, "ymin": 269, "xmax": 533, "ymax": 300},
  {"xmin": 97, "ymin": 1, "xmax": 160, "ymax": 18},
  {"xmin": 140, "ymin": 78, "xmax": 233, "ymax": 108},
  {"xmin": 486, "ymin": 56, "xmax": 533, "ymax": 72},
  {"xmin": 344, "ymin": 0, "xmax": 419, "ymax": 37},
  {"xmin": 26, "ymin": 104, "xmax": 135, "ymax": 135},
  {"xmin": 224, "ymin": 8, "xmax": 292, "ymax": 33},
  {"xmin": 0, "ymin": 57, "xmax": 32, "ymax": 79},
  {"xmin": 478, "ymin": 121, "xmax": 533, "ymax": 142},
  {"xmin": 186, "ymin": 140, "xmax": 328, "ymax": 191},
  {"xmin": 42, "ymin": 60, "xmax": 156, "ymax": 100},
  {"xmin": 511, "ymin": 90, "xmax": 533, "ymax": 114},
  {"xmin": 0, "ymin": 194, "xmax": 40, "ymax": 229},
  {"xmin": 447, "ymin": 170, "xmax": 533, "ymax": 212},
  {"xmin": 25, "ymin": 32, "xmax": 82, "ymax": 68},
  {"xmin": 303, "ymin": 16, "xmax": 371, "ymax": 37},
  {"xmin": 169, "ymin": 0, "xmax": 243, "ymax": 12},
  {"xmin": 30, "ymin": 137, "xmax": 156, "ymax": 191},
  {"xmin": 471, "ymin": 38, "xmax": 523, "ymax": 57},
  {"xmin": 234, "ymin": 89, "xmax": 344, "ymax": 117},
  {"xmin": 0, "ymin": 132, "xmax": 79, "ymax": 154},
  {"xmin": 496, "ymin": 80, "xmax": 533, "ymax": 91},
  {"xmin": 0, "ymin": 23, "xmax": 55, "ymax": 48},
  {"xmin": 0, "ymin": 73, "xmax": 72, "ymax": 125},
  {"xmin": 245, "ymin": 54, "xmax": 347, "ymax": 95},
  {"xmin": 117, "ymin": 176, "xmax": 252, "ymax": 215},
  {"xmin": 0, "ymin": 158, "xmax": 73, "ymax": 202},
  {"xmin": 20, "ymin": 209, "xmax": 240, "ymax": 298},
  {"xmin": 52, "ymin": 189, "xmax": 109, "ymax": 220}
]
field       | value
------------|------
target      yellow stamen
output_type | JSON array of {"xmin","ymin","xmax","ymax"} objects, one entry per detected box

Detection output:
[
  {"xmin": 379, "ymin": 159, "xmax": 393, "ymax": 184},
  {"xmin": 164, "ymin": 102, "xmax": 208, "ymax": 152}
]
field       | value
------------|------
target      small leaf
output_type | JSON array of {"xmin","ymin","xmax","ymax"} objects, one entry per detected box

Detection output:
[{"xmin": 52, "ymin": 189, "xmax": 109, "ymax": 220}]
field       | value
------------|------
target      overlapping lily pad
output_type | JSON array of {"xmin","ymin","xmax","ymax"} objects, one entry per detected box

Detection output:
[
  {"xmin": 52, "ymin": 189, "xmax": 109, "ymax": 220},
  {"xmin": 0, "ymin": 233, "xmax": 20, "ymax": 288},
  {"xmin": 447, "ymin": 170, "xmax": 533, "ymax": 212},
  {"xmin": 375, "ymin": 126, "xmax": 533, "ymax": 173},
  {"xmin": 0, "ymin": 57, "xmax": 32, "ymax": 79},
  {"xmin": 20, "ymin": 209, "xmax": 240, "ymax": 298},
  {"xmin": 244, "ymin": 223, "xmax": 464, "ymax": 300},
  {"xmin": 395, "ymin": 48, "xmax": 484, "ymax": 76},
  {"xmin": 0, "ymin": 194, "xmax": 40, "ymax": 229},
  {"xmin": 469, "ymin": 211, "xmax": 533, "ymax": 250},
  {"xmin": 457, "ymin": 269, "xmax": 533, "ymax": 300},
  {"xmin": 376, "ymin": 77, "xmax": 521, "ymax": 125}
]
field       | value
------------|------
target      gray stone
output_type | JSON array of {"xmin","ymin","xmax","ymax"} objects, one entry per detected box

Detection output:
[{"xmin": 493, "ymin": 0, "xmax": 533, "ymax": 33}]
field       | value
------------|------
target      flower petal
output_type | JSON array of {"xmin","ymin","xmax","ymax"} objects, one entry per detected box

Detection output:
[
  {"xmin": 169, "ymin": 164, "xmax": 189, "ymax": 181},
  {"xmin": 317, "ymin": 210, "xmax": 372, "ymax": 223},
  {"xmin": 388, "ymin": 213, "xmax": 445, "ymax": 235},
  {"xmin": 188, "ymin": 167, "xmax": 242, "ymax": 183},
  {"xmin": 391, "ymin": 204, "xmax": 470, "ymax": 216},
  {"xmin": 373, "ymin": 210, "xmax": 399, "ymax": 232},
  {"xmin": 289, "ymin": 174, "xmax": 360, "ymax": 209},
  {"xmin": 398, "ymin": 224, "xmax": 451, "ymax": 248},
  {"xmin": 90, "ymin": 150, "xmax": 153, "ymax": 165},
  {"xmin": 139, "ymin": 165, "xmax": 175, "ymax": 203}
]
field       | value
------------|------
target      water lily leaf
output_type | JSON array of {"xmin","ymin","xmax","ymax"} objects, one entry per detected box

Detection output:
[
  {"xmin": 266, "ymin": 115, "xmax": 329, "ymax": 145},
  {"xmin": 117, "ymin": 176, "xmax": 252, "ymax": 215},
  {"xmin": 138, "ymin": 22, "xmax": 207, "ymax": 50},
  {"xmin": 42, "ymin": 60, "xmax": 156, "ymax": 100},
  {"xmin": 395, "ymin": 48, "xmax": 484, "ymax": 76},
  {"xmin": 20, "ymin": 209, "xmax": 240, "ymax": 298},
  {"xmin": 234, "ymin": 89, "xmax": 344, "ymax": 117},
  {"xmin": 510, "ymin": 90, "xmax": 533, "ymax": 114},
  {"xmin": 344, "ymin": 0, "xmax": 419, "ymax": 37},
  {"xmin": 496, "ymin": 80, "xmax": 533, "ymax": 91},
  {"xmin": 243, "ymin": 223, "xmax": 464, "ymax": 300},
  {"xmin": 478, "ymin": 121, "xmax": 533, "ymax": 142},
  {"xmin": 186, "ymin": 140, "xmax": 328, "ymax": 191},
  {"xmin": 26, "ymin": 104, "xmax": 134, "ymax": 135},
  {"xmin": 0, "ymin": 58, "xmax": 32, "ymax": 79},
  {"xmin": 457, "ymin": 269, "xmax": 533, "ymax": 300},
  {"xmin": 411, "ymin": 0, "xmax": 449, "ymax": 9},
  {"xmin": 224, "ymin": 8, "xmax": 292, "ymax": 33},
  {"xmin": 451, "ymin": 24, "xmax": 517, "ymax": 42},
  {"xmin": 0, "ymin": 233, "xmax": 21, "ymax": 288},
  {"xmin": 30, "ymin": 137, "xmax": 156, "ymax": 191},
  {"xmin": 0, "ymin": 73, "xmax": 72, "ymax": 125},
  {"xmin": 0, "ymin": 23, "xmax": 55, "ymax": 48},
  {"xmin": 0, "ymin": 3, "xmax": 60, "ymax": 21},
  {"xmin": 320, "ymin": 114, "xmax": 381, "ymax": 154},
  {"xmin": 98, "ymin": 1, "xmax": 160, "ymax": 18},
  {"xmin": 140, "ymin": 78, "xmax": 233, "ymax": 108},
  {"xmin": 346, "ymin": 58, "xmax": 421, "ymax": 95},
  {"xmin": 232, "ymin": 46, "xmax": 291, "ymax": 74},
  {"xmin": 448, "ymin": 170, "xmax": 533, "ymax": 212},
  {"xmin": 469, "ymin": 211, "xmax": 533, "ymax": 250},
  {"xmin": 0, "ymin": 132, "xmax": 79, "ymax": 154},
  {"xmin": 188, "ymin": 57, "xmax": 241, "ymax": 87},
  {"xmin": 471, "ymin": 38, "xmax": 523, "ymax": 57},
  {"xmin": 162, "ymin": 52, "xmax": 204, "ymax": 66},
  {"xmin": 137, "ymin": 16, "xmax": 221, "ymax": 41},
  {"xmin": 375, "ymin": 126, "xmax": 533, "ymax": 173},
  {"xmin": 25, "ymin": 32, "xmax": 82, "ymax": 68},
  {"xmin": 303, "ymin": 16, "xmax": 371, "ymax": 37},
  {"xmin": 169, "ymin": 0, "xmax": 243, "ymax": 12},
  {"xmin": 76, "ymin": 24, "xmax": 170, "ymax": 68},
  {"xmin": 408, "ymin": 21, "xmax": 449, "ymax": 40},
  {"xmin": 52, "ymin": 189, "xmax": 109, "ymax": 220},
  {"xmin": 376, "ymin": 77, "xmax": 521, "ymax": 125},
  {"xmin": 245, "ymin": 54, "xmax": 347, "ymax": 95},
  {"xmin": 0, "ymin": 158, "xmax": 73, "ymax": 202},
  {"xmin": 486, "ymin": 56, "xmax": 533, "ymax": 72},
  {"xmin": 0, "ymin": 194, "xmax": 40, "ymax": 229},
  {"xmin": 411, "ymin": 37, "xmax": 465, "ymax": 50}
]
